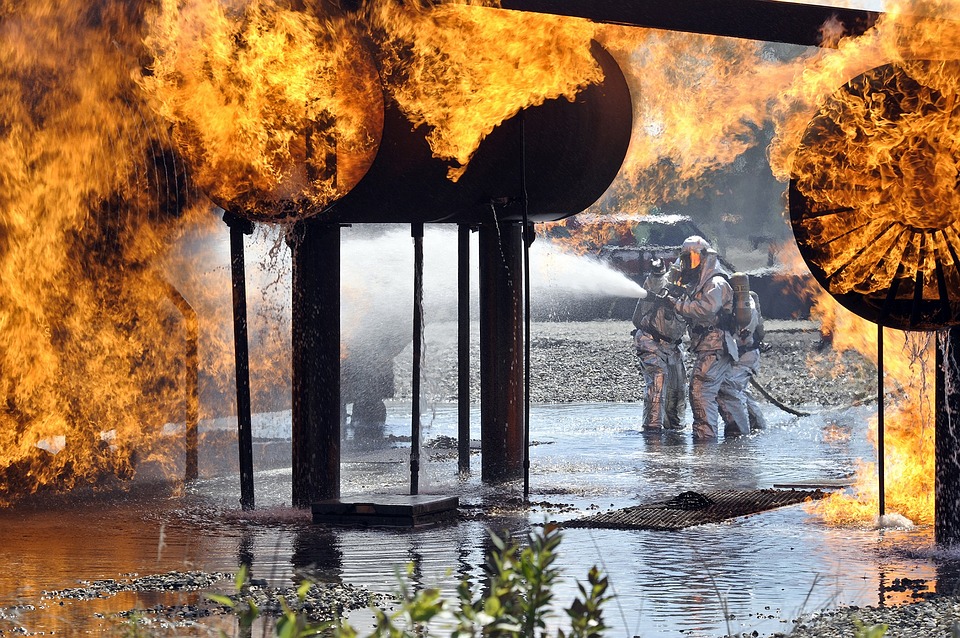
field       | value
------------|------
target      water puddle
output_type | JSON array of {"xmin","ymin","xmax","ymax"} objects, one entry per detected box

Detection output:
[{"xmin": 0, "ymin": 401, "xmax": 949, "ymax": 637}]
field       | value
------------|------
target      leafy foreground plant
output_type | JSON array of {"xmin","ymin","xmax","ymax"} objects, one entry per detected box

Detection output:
[
  {"xmin": 212, "ymin": 523, "xmax": 612, "ymax": 637},
  {"xmin": 852, "ymin": 618, "xmax": 888, "ymax": 638}
]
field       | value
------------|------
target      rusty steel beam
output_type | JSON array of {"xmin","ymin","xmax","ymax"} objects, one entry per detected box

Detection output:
[
  {"xmin": 499, "ymin": 0, "xmax": 880, "ymax": 47},
  {"xmin": 290, "ymin": 219, "xmax": 341, "ymax": 507},
  {"xmin": 479, "ymin": 221, "xmax": 525, "ymax": 483}
]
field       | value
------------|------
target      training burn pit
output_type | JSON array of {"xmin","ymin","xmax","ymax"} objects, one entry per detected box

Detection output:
[{"xmin": 5, "ymin": 0, "xmax": 956, "ymax": 553}]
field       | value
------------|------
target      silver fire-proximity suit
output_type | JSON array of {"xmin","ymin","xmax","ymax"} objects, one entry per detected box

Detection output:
[
  {"xmin": 717, "ymin": 290, "xmax": 767, "ymax": 435},
  {"xmin": 671, "ymin": 237, "xmax": 738, "ymax": 441},
  {"xmin": 632, "ymin": 263, "xmax": 687, "ymax": 431}
]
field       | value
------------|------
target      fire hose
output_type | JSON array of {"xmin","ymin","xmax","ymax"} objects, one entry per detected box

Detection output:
[
  {"xmin": 748, "ymin": 376, "xmax": 810, "ymax": 417},
  {"xmin": 748, "ymin": 371, "xmax": 876, "ymax": 417}
]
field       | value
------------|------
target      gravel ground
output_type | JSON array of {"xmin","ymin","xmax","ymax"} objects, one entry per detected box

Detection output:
[{"xmin": 400, "ymin": 318, "xmax": 878, "ymax": 410}]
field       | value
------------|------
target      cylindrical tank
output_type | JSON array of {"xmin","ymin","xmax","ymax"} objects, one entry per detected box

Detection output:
[
  {"xmin": 730, "ymin": 272, "xmax": 752, "ymax": 330},
  {"xmin": 324, "ymin": 40, "xmax": 632, "ymax": 224},
  {"xmin": 789, "ymin": 61, "xmax": 960, "ymax": 331}
]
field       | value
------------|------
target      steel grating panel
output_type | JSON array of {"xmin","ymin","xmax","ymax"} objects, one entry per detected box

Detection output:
[{"xmin": 562, "ymin": 489, "xmax": 827, "ymax": 531}]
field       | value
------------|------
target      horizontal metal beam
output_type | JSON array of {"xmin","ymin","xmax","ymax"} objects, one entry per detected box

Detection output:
[{"xmin": 499, "ymin": 0, "xmax": 880, "ymax": 47}]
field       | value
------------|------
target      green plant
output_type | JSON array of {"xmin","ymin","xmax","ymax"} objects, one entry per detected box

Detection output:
[
  {"xmin": 210, "ymin": 524, "xmax": 612, "ymax": 637},
  {"xmin": 207, "ymin": 563, "xmax": 260, "ymax": 636},
  {"xmin": 118, "ymin": 613, "xmax": 150, "ymax": 638},
  {"xmin": 853, "ymin": 618, "xmax": 888, "ymax": 638}
]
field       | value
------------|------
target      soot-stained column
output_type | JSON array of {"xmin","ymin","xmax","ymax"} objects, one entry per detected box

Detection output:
[
  {"xmin": 936, "ymin": 327, "xmax": 960, "ymax": 545},
  {"xmin": 478, "ymin": 221, "xmax": 524, "ymax": 482},
  {"xmin": 290, "ymin": 219, "xmax": 341, "ymax": 507}
]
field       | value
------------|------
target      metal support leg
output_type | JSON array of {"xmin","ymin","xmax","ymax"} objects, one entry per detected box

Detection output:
[
  {"xmin": 223, "ymin": 210, "xmax": 255, "ymax": 511},
  {"xmin": 411, "ymin": 223, "xmax": 423, "ymax": 495},
  {"xmin": 478, "ymin": 221, "xmax": 524, "ymax": 483},
  {"xmin": 458, "ymin": 225, "xmax": 471, "ymax": 474},
  {"xmin": 290, "ymin": 219, "xmax": 341, "ymax": 507},
  {"xmin": 936, "ymin": 327, "xmax": 960, "ymax": 545}
]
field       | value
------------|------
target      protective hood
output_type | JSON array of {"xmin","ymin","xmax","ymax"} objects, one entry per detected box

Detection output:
[
  {"xmin": 673, "ymin": 247, "xmax": 729, "ymax": 295},
  {"xmin": 690, "ymin": 249, "xmax": 730, "ymax": 294}
]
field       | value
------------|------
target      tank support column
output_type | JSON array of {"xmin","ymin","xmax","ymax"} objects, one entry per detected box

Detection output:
[
  {"xmin": 478, "ymin": 221, "xmax": 524, "ymax": 482},
  {"xmin": 290, "ymin": 219, "xmax": 341, "ymax": 507},
  {"xmin": 936, "ymin": 327, "xmax": 960, "ymax": 545}
]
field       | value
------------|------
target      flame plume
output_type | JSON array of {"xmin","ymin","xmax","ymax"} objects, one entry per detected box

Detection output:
[
  {"xmin": 0, "ymin": 0, "xmax": 630, "ymax": 504},
  {"xmin": 765, "ymin": 0, "xmax": 960, "ymax": 526},
  {"xmin": 140, "ymin": 0, "xmax": 384, "ymax": 222},
  {"xmin": 0, "ymin": 1, "xmax": 204, "ymax": 500},
  {"xmin": 365, "ymin": 1, "xmax": 601, "ymax": 181},
  {"xmin": 789, "ymin": 61, "xmax": 960, "ymax": 330}
]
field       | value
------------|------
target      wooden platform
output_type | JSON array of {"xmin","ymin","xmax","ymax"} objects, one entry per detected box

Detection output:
[{"xmin": 312, "ymin": 494, "xmax": 459, "ymax": 527}]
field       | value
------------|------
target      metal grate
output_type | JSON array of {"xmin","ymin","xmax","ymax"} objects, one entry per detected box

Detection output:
[{"xmin": 561, "ymin": 489, "xmax": 826, "ymax": 531}]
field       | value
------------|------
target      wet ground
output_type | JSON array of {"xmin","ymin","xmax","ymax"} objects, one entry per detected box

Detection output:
[{"xmin": 0, "ymin": 399, "xmax": 955, "ymax": 637}]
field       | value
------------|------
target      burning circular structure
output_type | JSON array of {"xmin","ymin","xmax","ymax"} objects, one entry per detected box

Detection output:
[{"xmin": 789, "ymin": 60, "xmax": 960, "ymax": 331}]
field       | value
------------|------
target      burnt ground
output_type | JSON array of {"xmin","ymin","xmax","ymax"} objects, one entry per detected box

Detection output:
[{"xmin": 397, "ymin": 319, "xmax": 878, "ymax": 411}]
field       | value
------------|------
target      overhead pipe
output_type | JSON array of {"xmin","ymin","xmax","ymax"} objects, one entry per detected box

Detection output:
[
  {"xmin": 223, "ymin": 210, "xmax": 256, "ymax": 511},
  {"xmin": 325, "ymin": 41, "xmax": 631, "ymax": 225},
  {"xmin": 499, "ymin": 0, "xmax": 880, "ymax": 48}
]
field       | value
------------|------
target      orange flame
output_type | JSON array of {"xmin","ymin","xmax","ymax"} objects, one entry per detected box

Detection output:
[
  {"xmin": 0, "ymin": 1, "xmax": 204, "ymax": 499},
  {"xmin": 366, "ymin": 1, "xmax": 601, "ymax": 181},
  {"xmin": 538, "ymin": 212, "xmax": 648, "ymax": 256},
  {"xmin": 779, "ymin": 244, "xmax": 936, "ymax": 526},
  {"xmin": 140, "ymin": 0, "xmax": 384, "ymax": 222},
  {"xmin": 763, "ymin": 0, "xmax": 960, "ymax": 527},
  {"xmin": 0, "ymin": 0, "xmax": 626, "ymax": 504},
  {"xmin": 596, "ymin": 26, "xmax": 796, "ymax": 207}
]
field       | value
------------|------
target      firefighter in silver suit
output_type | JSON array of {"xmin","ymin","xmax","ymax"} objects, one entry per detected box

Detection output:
[
  {"xmin": 631, "ymin": 258, "xmax": 687, "ymax": 432},
  {"xmin": 718, "ymin": 289, "xmax": 767, "ymax": 435},
  {"xmin": 670, "ymin": 236, "xmax": 738, "ymax": 441}
]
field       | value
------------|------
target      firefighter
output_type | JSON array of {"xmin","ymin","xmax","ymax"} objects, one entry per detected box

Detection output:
[
  {"xmin": 670, "ymin": 236, "xmax": 739, "ymax": 441},
  {"xmin": 631, "ymin": 258, "xmax": 686, "ymax": 432},
  {"xmin": 718, "ymin": 288, "xmax": 767, "ymax": 435}
]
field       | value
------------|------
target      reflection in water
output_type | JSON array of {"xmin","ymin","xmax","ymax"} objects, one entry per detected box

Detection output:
[{"xmin": 0, "ymin": 402, "xmax": 953, "ymax": 636}]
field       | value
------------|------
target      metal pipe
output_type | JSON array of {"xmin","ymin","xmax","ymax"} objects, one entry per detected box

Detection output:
[
  {"xmin": 458, "ymin": 224, "xmax": 471, "ymax": 474},
  {"xmin": 411, "ymin": 223, "xmax": 424, "ymax": 495},
  {"xmin": 936, "ymin": 328, "xmax": 960, "ymax": 545},
  {"xmin": 478, "ymin": 220, "xmax": 524, "ymax": 483},
  {"xmin": 499, "ymin": 0, "xmax": 880, "ymax": 48},
  {"xmin": 878, "ymin": 323, "xmax": 884, "ymax": 519},
  {"xmin": 290, "ymin": 219, "xmax": 341, "ymax": 507},
  {"xmin": 223, "ymin": 210, "xmax": 255, "ymax": 511},
  {"xmin": 165, "ymin": 283, "xmax": 199, "ymax": 482},
  {"xmin": 523, "ymin": 221, "xmax": 532, "ymax": 501}
]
